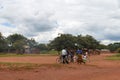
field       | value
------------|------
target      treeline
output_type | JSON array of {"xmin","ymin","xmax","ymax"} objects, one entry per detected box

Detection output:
[
  {"xmin": 0, "ymin": 32, "xmax": 120, "ymax": 53},
  {"xmin": 0, "ymin": 32, "xmax": 48, "ymax": 53},
  {"xmin": 49, "ymin": 34, "xmax": 100, "ymax": 51}
]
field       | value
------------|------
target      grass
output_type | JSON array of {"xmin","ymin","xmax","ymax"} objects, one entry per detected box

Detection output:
[
  {"xmin": 0, "ymin": 62, "xmax": 38, "ymax": 70},
  {"xmin": 0, "ymin": 54, "xmax": 42, "ymax": 57},
  {"xmin": 0, "ymin": 62, "xmax": 63, "ymax": 70},
  {"xmin": 0, "ymin": 52, "xmax": 58, "ymax": 58},
  {"xmin": 0, "ymin": 50, "xmax": 59, "ymax": 57},
  {"xmin": 40, "ymin": 50, "xmax": 59, "ymax": 55},
  {"xmin": 0, "ymin": 51, "xmax": 63, "ymax": 70},
  {"xmin": 106, "ymin": 53, "xmax": 120, "ymax": 60}
]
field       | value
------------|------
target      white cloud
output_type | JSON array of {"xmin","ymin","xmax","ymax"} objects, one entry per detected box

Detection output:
[{"xmin": 0, "ymin": 0, "xmax": 120, "ymax": 44}]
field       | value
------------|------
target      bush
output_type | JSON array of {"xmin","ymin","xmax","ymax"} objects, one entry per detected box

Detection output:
[{"xmin": 116, "ymin": 48, "xmax": 120, "ymax": 53}]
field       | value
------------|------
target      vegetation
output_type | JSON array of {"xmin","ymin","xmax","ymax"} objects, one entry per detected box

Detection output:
[
  {"xmin": 0, "ymin": 53, "xmax": 58, "ymax": 57},
  {"xmin": 0, "ymin": 32, "xmax": 8, "ymax": 52},
  {"xmin": 0, "ymin": 32, "xmax": 45, "ymax": 54},
  {"xmin": 106, "ymin": 53, "xmax": 120, "ymax": 60},
  {"xmin": 116, "ymin": 48, "xmax": 120, "ymax": 53},
  {"xmin": 108, "ymin": 43, "xmax": 120, "ymax": 52},
  {"xmin": 48, "ymin": 34, "xmax": 77, "ymax": 51},
  {"xmin": 1, "ymin": 32, "xmax": 120, "ymax": 54},
  {"xmin": 0, "ymin": 62, "xmax": 63, "ymax": 70},
  {"xmin": 0, "ymin": 62, "xmax": 37, "ymax": 70},
  {"xmin": 49, "ymin": 34, "xmax": 100, "ymax": 51}
]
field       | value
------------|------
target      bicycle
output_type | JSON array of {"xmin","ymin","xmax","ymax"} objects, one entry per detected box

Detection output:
[
  {"xmin": 56, "ymin": 55, "xmax": 63, "ymax": 63},
  {"xmin": 56, "ymin": 55, "xmax": 69, "ymax": 64}
]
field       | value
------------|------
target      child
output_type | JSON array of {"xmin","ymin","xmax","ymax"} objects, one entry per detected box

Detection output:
[{"xmin": 82, "ymin": 54, "xmax": 87, "ymax": 63}]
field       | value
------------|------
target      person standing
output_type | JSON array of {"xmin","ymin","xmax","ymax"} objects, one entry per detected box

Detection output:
[{"xmin": 69, "ymin": 49, "xmax": 75, "ymax": 62}]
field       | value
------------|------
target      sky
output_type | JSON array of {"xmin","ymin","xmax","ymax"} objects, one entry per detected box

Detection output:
[{"xmin": 0, "ymin": 0, "xmax": 120, "ymax": 45}]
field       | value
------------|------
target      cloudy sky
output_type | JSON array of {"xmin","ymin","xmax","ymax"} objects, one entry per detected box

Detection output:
[{"xmin": 0, "ymin": 0, "xmax": 120, "ymax": 45}]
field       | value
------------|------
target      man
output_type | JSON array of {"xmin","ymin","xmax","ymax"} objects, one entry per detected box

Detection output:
[
  {"xmin": 76, "ymin": 49, "xmax": 83, "ymax": 64},
  {"xmin": 61, "ymin": 48, "xmax": 69, "ymax": 64},
  {"xmin": 76, "ymin": 49, "xmax": 83, "ymax": 55}
]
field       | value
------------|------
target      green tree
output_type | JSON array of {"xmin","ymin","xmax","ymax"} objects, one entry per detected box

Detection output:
[
  {"xmin": 0, "ymin": 32, "xmax": 8, "ymax": 52},
  {"xmin": 108, "ymin": 43, "xmax": 120, "ymax": 52},
  {"xmin": 49, "ymin": 34, "xmax": 76, "ymax": 51},
  {"xmin": 116, "ymin": 48, "xmax": 120, "ymax": 53},
  {"xmin": 26, "ymin": 38, "xmax": 38, "ymax": 53},
  {"xmin": 97, "ymin": 44, "xmax": 108, "ymax": 50},
  {"xmin": 48, "ymin": 34, "xmax": 100, "ymax": 52},
  {"xmin": 7, "ymin": 33, "xmax": 27, "ymax": 53},
  {"xmin": 76, "ymin": 35, "xmax": 99, "ymax": 49},
  {"xmin": 37, "ymin": 44, "xmax": 48, "ymax": 51}
]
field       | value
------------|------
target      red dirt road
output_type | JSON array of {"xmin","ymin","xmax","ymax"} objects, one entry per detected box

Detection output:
[
  {"xmin": 0, "ymin": 56, "xmax": 56, "ymax": 64},
  {"xmin": 0, "ymin": 53, "xmax": 120, "ymax": 80}
]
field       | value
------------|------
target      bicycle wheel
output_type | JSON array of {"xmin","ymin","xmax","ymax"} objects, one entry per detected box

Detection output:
[
  {"xmin": 67, "ymin": 55, "xmax": 72, "ymax": 63},
  {"xmin": 56, "ymin": 58, "xmax": 61, "ymax": 63},
  {"xmin": 73, "ymin": 56, "xmax": 77, "ymax": 63}
]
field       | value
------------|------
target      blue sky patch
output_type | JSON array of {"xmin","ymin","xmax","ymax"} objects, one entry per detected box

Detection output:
[{"xmin": 1, "ymin": 22, "xmax": 15, "ymax": 28}]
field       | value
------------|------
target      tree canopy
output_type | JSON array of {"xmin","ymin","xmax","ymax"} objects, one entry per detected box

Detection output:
[
  {"xmin": 0, "ymin": 32, "xmax": 8, "ymax": 52},
  {"xmin": 49, "ymin": 34, "xmax": 100, "ymax": 51},
  {"xmin": 0, "ymin": 32, "xmax": 119, "ymax": 53},
  {"xmin": 49, "ymin": 34, "xmax": 76, "ymax": 51},
  {"xmin": 0, "ymin": 33, "xmax": 38, "ymax": 53},
  {"xmin": 108, "ymin": 43, "xmax": 120, "ymax": 52},
  {"xmin": 7, "ymin": 34, "xmax": 27, "ymax": 52}
]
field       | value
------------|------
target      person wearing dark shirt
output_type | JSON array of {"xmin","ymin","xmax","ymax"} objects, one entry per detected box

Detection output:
[{"xmin": 76, "ymin": 49, "xmax": 83, "ymax": 64}]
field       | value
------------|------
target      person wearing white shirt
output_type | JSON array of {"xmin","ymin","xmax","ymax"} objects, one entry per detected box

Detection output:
[
  {"xmin": 61, "ymin": 49, "xmax": 67, "ymax": 55},
  {"xmin": 61, "ymin": 48, "xmax": 69, "ymax": 64}
]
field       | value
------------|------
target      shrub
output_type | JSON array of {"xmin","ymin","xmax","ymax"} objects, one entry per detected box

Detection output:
[{"xmin": 116, "ymin": 48, "xmax": 120, "ymax": 53}]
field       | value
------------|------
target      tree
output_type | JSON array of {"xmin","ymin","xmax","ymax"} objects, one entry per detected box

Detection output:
[
  {"xmin": 48, "ymin": 34, "xmax": 100, "ymax": 51},
  {"xmin": 49, "ymin": 34, "xmax": 76, "ymax": 51},
  {"xmin": 97, "ymin": 44, "xmax": 108, "ymax": 50},
  {"xmin": 108, "ymin": 43, "xmax": 120, "ymax": 52},
  {"xmin": 7, "ymin": 33, "xmax": 27, "ymax": 44},
  {"xmin": 116, "ymin": 48, "xmax": 120, "ymax": 53},
  {"xmin": 0, "ymin": 32, "xmax": 8, "ymax": 52},
  {"xmin": 7, "ymin": 33, "xmax": 27, "ymax": 53},
  {"xmin": 76, "ymin": 35, "xmax": 99, "ymax": 49},
  {"xmin": 26, "ymin": 38, "xmax": 38, "ymax": 53},
  {"xmin": 37, "ymin": 44, "xmax": 48, "ymax": 51},
  {"xmin": 6, "ymin": 33, "xmax": 39, "ymax": 54}
]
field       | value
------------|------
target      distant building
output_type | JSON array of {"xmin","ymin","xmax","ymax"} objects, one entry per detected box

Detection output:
[
  {"xmin": 24, "ymin": 45, "xmax": 40, "ymax": 54},
  {"xmin": 24, "ymin": 45, "xmax": 30, "ymax": 53},
  {"xmin": 101, "ymin": 49, "xmax": 110, "ymax": 53}
]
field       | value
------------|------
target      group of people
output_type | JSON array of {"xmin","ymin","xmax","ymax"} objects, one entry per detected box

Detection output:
[{"xmin": 60, "ymin": 48, "xmax": 89, "ymax": 64}]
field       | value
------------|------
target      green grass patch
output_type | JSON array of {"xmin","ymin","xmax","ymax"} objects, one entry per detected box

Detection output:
[
  {"xmin": 0, "ymin": 62, "xmax": 62, "ymax": 70},
  {"xmin": 0, "ymin": 53, "xmax": 58, "ymax": 57},
  {"xmin": 0, "ymin": 50, "xmax": 59, "ymax": 57},
  {"xmin": 0, "ymin": 62, "xmax": 35, "ymax": 70},
  {"xmin": 106, "ymin": 53, "xmax": 120, "ymax": 60},
  {"xmin": 0, "ymin": 54, "xmax": 38, "ymax": 57},
  {"xmin": 40, "ymin": 50, "xmax": 59, "ymax": 55}
]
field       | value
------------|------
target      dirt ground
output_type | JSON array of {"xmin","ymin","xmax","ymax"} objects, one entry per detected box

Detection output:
[{"xmin": 0, "ymin": 53, "xmax": 120, "ymax": 80}]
